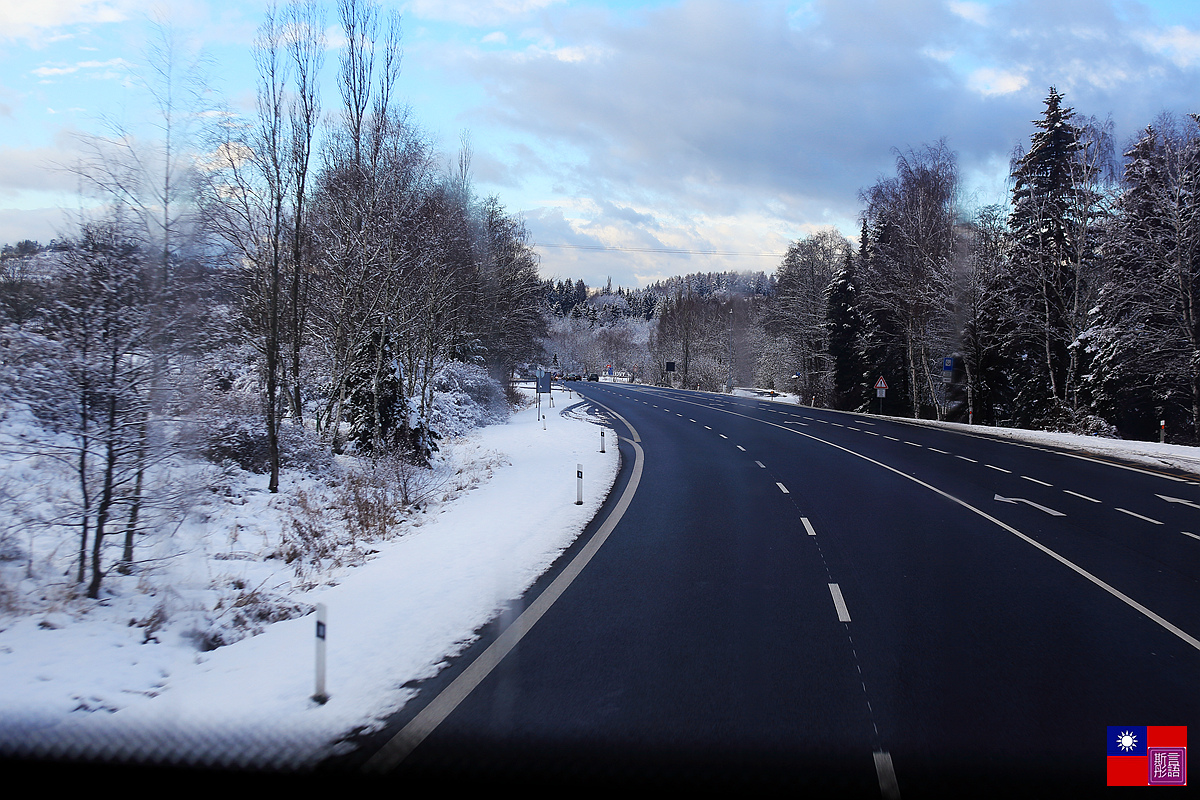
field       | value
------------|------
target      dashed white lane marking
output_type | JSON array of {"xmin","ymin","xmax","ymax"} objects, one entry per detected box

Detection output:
[
  {"xmin": 884, "ymin": 436, "xmax": 899, "ymax": 441},
  {"xmin": 736, "ymin": 445, "xmax": 746, "ymax": 451},
  {"xmin": 1116, "ymin": 507, "xmax": 1163, "ymax": 525},
  {"xmin": 777, "ymin": 482, "xmax": 789, "ymax": 494},
  {"xmin": 928, "ymin": 447, "xmax": 948, "ymax": 454},
  {"xmin": 874, "ymin": 751, "xmax": 901, "ymax": 800},
  {"xmin": 1064, "ymin": 490, "xmax": 1100, "ymax": 503},
  {"xmin": 904, "ymin": 441, "xmax": 922, "ymax": 447},
  {"xmin": 1021, "ymin": 476, "xmax": 1053, "ymax": 487},
  {"xmin": 704, "ymin": 425, "xmax": 712, "ymax": 430},
  {"xmin": 755, "ymin": 461, "xmax": 766, "ymax": 468},
  {"xmin": 801, "ymin": 517, "xmax": 817, "ymax": 536},
  {"xmin": 719, "ymin": 434, "xmax": 728, "ymax": 439},
  {"xmin": 956, "ymin": 456, "xmax": 978, "ymax": 463},
  {"xmin": 1182, "ymin": 531, "xmax": 1200, "ymax": 540},
  {"xmin": 985, "ymin": 464, "xmax": 1012, "ymax": 473},
  {"xmin": 828, "ymin": 583, "xmax": 851, "ymax": 622}
]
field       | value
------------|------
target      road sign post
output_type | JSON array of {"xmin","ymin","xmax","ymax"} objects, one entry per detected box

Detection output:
[{"xmin": 874, "ymin": 376, "xmax": 887, "ymax": 414}]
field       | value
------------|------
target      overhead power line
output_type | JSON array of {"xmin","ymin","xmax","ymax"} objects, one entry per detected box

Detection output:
[{"xmin": 533, "ymin": 242, "xmax": 786, "ymax": 258}]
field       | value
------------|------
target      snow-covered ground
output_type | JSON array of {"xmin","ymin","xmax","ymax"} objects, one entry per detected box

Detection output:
[{"xmin": 0, "ymin": 385, "xmax": 618, "ymax": 770}]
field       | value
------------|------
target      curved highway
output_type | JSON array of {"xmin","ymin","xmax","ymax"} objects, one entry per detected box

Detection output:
[{"xmin": 342, "ymin": 383, "xmax": 1200, "ymax": 794}]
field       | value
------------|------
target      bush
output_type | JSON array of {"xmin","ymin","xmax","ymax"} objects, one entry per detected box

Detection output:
[
  {"xmin": 199, "ymin": 416, "xmax": 333, "ymax": 474},
  {"xmin": 427, "ymin": 362, "xmax": 509, "ymax": 439}
]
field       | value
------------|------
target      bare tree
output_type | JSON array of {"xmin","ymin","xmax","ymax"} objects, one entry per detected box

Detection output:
[{"xmin": 861, "ymin": 142, "xmax": 961, "ymax": 418}]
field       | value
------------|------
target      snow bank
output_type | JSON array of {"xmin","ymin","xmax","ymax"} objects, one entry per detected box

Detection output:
[{"xmin": 0, "ymin": 386, "xmax": 620, "ymax": 770}]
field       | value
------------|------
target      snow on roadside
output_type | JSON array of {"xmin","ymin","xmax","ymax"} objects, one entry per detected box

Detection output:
[
  {"xmin": 0, "ymin": 386, "xmax": 619, "ymax": 769},
  {"xmin": 736, "ymin": 387, "xmax": 1200, "ymax": 478},
  {"xmin": 884, "ymin": 414, "xmax": 1200, "ymax": 477}
]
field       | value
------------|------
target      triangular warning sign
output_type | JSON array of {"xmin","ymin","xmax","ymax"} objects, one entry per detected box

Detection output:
[{"xmin": 874, "ymin": 376, "xmax": 888, "ymax": 390}]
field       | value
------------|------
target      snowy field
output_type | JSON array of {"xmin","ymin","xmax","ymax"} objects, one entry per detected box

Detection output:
[{"xmin": 0, "ymin": 385, "xmax": 618, "ymax": 770}]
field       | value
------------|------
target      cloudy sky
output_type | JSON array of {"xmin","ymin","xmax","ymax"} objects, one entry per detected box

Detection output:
[{"xmin": 2, "ymin": 0, "xmax": 1199, "ymax": 288}]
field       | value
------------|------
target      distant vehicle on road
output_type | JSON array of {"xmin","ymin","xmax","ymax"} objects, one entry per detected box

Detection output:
[{"xmin": 587, "ymin": 374, "xmax": 600, "ymax": 382}]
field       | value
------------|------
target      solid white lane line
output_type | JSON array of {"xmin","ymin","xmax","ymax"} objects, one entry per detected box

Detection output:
[
  {"xmin": 1021, "ymin": 476, "xmax": 1053, "ymax": 487},
  {"xmin": 801, "ymin": 517, "xmax": 817, "ymax": 536},
  {"xmin": 1064, "ymin": 490, "xmax": 1100, "ymax": 503},
  {"xmin": 874, "ymin": 751, "xmax": 901, "ymax": 800},
  {"xmin": 828, "ymin": 583, "xmax": 851, "ymax": 622},
  {"xmin": 364, "ymin": 426, "xmax": 646, "ymax": 771},
  {"xmin": 777, "ymin": 482, "xmax": 790, "ymax": 494},
  {"xmin": 1116, "ymin": 507, "xmax": 1163, "ymax": 525}
]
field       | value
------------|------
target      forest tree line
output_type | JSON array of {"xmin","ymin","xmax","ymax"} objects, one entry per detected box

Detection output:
[
  {"xmin": 541, "ymin": 89, "xmax": 1200, "ymax": 444},
  {"xmin": 0, "ymin": 0, "xmax": 545, "ymax": 600}
]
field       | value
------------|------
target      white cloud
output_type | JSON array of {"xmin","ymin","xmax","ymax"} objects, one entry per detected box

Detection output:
[
  {"xmin": 1138, "ymin": 25, "xmax": 1200, "ymax": 68},
  {"xmin": 0, "ymin": 0, "xmax": 144, "ymax": 43},
  {"xmin": 947, "ymin": 1, "xmax": 988, "ymax": 26},
  {"xmin": 481, "ymin": 31, "xmax": 508, "ymax": 45},
  {"xmin": 966, "ymin": 66, "xmax": 1028, "ymax": 96},
  {"xmin": 407, "ymin": 0, "xmax": 566, "ymax": 27},
  {"xmin": 31, "ymin": 57, "xmax": 134, "ymax": 82}
]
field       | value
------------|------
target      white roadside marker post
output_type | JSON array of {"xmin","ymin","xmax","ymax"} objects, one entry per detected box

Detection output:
[
  {"xmin": 313, "ymin": 603, "xmax": 328, "ymax": 705},
  {"xmin": 576, "ymin": 464, "xmax": 583, "ymax": 505},
  {"xmin": 601, "ymin": 430, "xmax": 606, "ymax": 452},
  {"xmin": 1161, "ymin": 419, "xmax": 1166, "ymax": 443}
]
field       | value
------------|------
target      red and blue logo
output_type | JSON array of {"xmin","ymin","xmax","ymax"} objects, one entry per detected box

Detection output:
[{"xmin": 1107, "ymin": 726, "xmax": 1187, "ymax": 786}]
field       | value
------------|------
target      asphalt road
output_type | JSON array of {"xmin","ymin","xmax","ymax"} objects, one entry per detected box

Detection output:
[{"xmin": 342, "ymin": 383, "xmax": 1200, "ymax": 794}]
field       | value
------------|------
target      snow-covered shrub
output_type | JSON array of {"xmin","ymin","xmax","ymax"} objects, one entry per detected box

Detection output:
[
  {"xmin": 198, "ymin": 416, "xmax": 332, "ymax": 474},
  {"xmin": 427, "ymin": 361, "xmax": 509, "ymax": 439},
  {"xmin": 193, "ymin": 584, "xmax": 313, "ymax": 651}
]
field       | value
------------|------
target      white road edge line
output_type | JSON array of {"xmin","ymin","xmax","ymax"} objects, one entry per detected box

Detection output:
[
  {"xmin": 363, "ymin": 400, "xmax": 645, "ymax": 772},
  {"xmin": 828, "ymin": 583, "xmax": 851, "ymax": 622},
  {"xmin": 874, "ymin": 751, "xmax": 901, "ymax": 800}
]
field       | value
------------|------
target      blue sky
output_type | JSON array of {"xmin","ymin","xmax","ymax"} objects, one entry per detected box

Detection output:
[{"xmin": 2, "ymin": 0, "xmax": 1199, "ymax": 288}]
